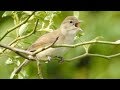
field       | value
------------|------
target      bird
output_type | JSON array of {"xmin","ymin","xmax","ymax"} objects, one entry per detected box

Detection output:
[{"xmin": 12, "ymin": 16, "xmax": 83, "ymax": 76}]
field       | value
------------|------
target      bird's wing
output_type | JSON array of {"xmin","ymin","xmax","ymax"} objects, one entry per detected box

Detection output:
[{"xmin": 27, "ymin": 30, "xmax": 60, "ymax": 52}]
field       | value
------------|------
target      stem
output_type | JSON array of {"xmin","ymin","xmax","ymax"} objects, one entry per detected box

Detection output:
[{"xmin": 53, "ymin": 40, "xmax": 119, "ymax": 48}]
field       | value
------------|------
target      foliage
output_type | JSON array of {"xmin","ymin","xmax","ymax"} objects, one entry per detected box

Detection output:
[{"xmin": 0, "ymin": 11, "xmax": 120, "ymax": 79}]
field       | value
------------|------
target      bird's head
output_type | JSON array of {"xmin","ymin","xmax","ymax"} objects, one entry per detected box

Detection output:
[{"xmin": 60, "ymin": 16, "xmax": 83, "ymax": 35}]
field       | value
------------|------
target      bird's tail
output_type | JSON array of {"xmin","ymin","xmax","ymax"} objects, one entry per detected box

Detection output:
[{"xmin": 10, "ymin": 59, "xmax": 30, "ymax": 79}]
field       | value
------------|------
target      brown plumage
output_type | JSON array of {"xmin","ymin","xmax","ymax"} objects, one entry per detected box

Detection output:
[{"xmin": 27, "ymin": 30, "xmax": 63, "ymax": 52}]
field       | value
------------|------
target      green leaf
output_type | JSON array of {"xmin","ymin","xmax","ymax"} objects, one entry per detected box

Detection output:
[
  {"xmin": 23, "ymin": 11, "xmax": 33, "ymax": 15},
  {"xmin": 16, "ymin": 60, "xmax": 20, "ymax": 66},
  {"xmin": 18, "ymin": 70, "xmax": 28, "ymax": 79},
  {"xmin": 35, "ymin": 11, "xmax": 47, "ymax": 21},
  {"xmin": 18, "ymin": 23, "xmax": 29, "ymax": 36},
  {"xmin": 44, "ymin": 15, "xmax": 51, "ymax": 20},
  {"xmin": 5, "ymin": 58, "xmax": 13, "ymax": 65},
  {"xmin": 15, "ymin": 56, "xmax": 20, "ymax": 59},
  {"xmin": 21, "ymin": 70, "xmax": 28, "ymax": 77},
  {"xmin": 73, "ymin": 11, "xmax": 79, "ymax": 18},
  {"xmin": 18, "ymin": 74, "xmax": 24, "ymax": 79},
  {"xmin": 2, "ymin": 11, "xmax": 13, "ymax": 17}
]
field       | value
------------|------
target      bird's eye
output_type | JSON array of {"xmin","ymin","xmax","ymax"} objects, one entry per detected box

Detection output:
[{"xmin": 70, "ymin": 21, "xmax": 73, "ymax": 23}]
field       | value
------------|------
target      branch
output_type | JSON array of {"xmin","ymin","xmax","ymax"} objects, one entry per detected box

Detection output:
[
  {"xmin": 0, "ymin": 11, "xmax": 36, "ymax": 41},
  {"xmin": 0, "ymin": 43, "xmax": 37, "ymax": 61},
  {"xmin": 2, "ymin": 19, "xmax": 39, "ymax": 52},
  {"xmin": 0, "ymin": 36, "xmax": 59, "ymax": 61},
  {"xmin": 64, "ymin": 53, "xmax": 88, "ymax": 61},
  {"xmin": 10, "ymin": 59, "xmax": 30, "ymax": 79},
  {"xmin": 36, "ymin": 60, "xmax": 43, "ymax": 79},
  {"xmin": 15, "ymin": 52, "xmax": 33, "ymax": 60},
  {"xmin": 0, "ymin": 39, "xmax": 120, "ymax": 61},
  {"xmin": 10, "ymin": 19, "xmax": 39, "ymax": 44},
  {"xmin": 53, "ymin": 40, "xmax": 119, "ymax": 48},
  {"xmin": 0, "ymin": 38, "xmax": 120, "ymax": 79},
  {"xmin": 0, "ymin": 44, "xmax": 32, "ymax": 55},
  {"xmin": 64, "ymin": 53, "xmax": 120, "ymax": 61},
  {"xmin": 8, "ymin": 37, "xmax": 59, "ymax": 79}
]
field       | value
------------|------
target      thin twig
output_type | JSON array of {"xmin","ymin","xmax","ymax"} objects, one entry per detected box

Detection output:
[
  {"xmin": 0, "ymin": 43, "xmax": 36, "ymax": 60},
  {"xmin": 0, "ymin": 37, "xmax": 59, "ymax": 60},
  {"xmin": 0, "ymin": 19, "xmax": 40, "ymax": 60},
  {"xmin": 0, "ymin": 38, "xmax": 120, "ymax": 79},
  {"xmin": 0, "ymin": 40, "xmax": 120, "ymax": 61},
  {"xmin": 37, "ymin": 60, "xmax": 43, "ymax": 79},
  {"xmin": 9, "ymin": 37, "xmax": 59, "ymax": 78},
  {"xmin": 0, "ymin": 44, "xmax": 32, "ymax": 55},
  {"xmin": 64, "ymin": 53, "xmax": 88, "ymax": 61},
  {"xmin": 0, "ymin": 39, "xmax": 120, "ymax": 61},
  {"xmin": 64, "ymin": 52, "xmax": 120, "ymax": 61},
  {"xmin": 108, "ymin": 53, "xmax": 120, "ymax": 58},
  {"xmin": 10, "ymin": 59, "xmax": 30, "ymax": 79},
  {"xmin": 0, "ymin": 11, "xmax": 36, "ymax": 41},
  {"xmin": 53, "ymin": 40, "xmax": 119, "ymax": 48}
]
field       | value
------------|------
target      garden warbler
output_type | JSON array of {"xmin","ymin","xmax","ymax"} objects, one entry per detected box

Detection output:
[{"xmin": 14, "ymin": 16, "xmax": 83, "ymax": 74}]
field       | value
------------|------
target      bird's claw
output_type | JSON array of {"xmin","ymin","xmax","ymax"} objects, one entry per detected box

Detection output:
[{"xmin": 55, "ymin": 56, "xmax": 64, "ymax": 63}]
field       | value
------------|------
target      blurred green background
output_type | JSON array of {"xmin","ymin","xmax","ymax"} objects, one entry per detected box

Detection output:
[{"xmin": 0, "ymin": 11, "xmax": 120, "ymax": 79}]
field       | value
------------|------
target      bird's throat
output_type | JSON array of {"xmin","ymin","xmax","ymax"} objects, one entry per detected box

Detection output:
[{"xmin": 60, "ymin": 28, "xmax": 77, "ymax": 44}]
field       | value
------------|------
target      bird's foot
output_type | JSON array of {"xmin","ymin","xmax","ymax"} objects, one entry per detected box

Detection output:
[
  {"xmin": 55, "ymin": 56, "xmax": 64, "ymax": 63},
  {"xmin": 48, "ymin": 56, "xmax": 51, "ymax": 61},
  {"xmin": 47, "ymin": 56, "xmax": 52, "ymax": 62}
]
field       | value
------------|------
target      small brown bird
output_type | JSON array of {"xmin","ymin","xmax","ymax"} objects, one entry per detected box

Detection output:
[
  {"xmin": 27, "ymin": 16, "xmax": 83, "ymax": 60},
  {"xmin": 12, "ymin": 16, "xmax": 83, "ymax": 76}
]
